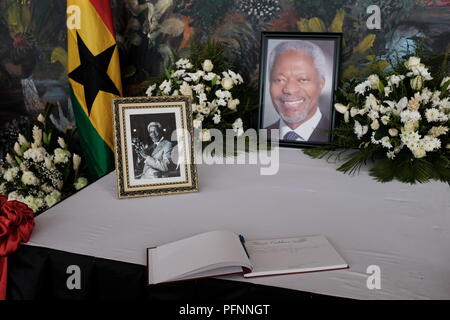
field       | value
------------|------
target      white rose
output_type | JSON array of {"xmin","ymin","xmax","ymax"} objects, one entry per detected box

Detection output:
[
  {"xmin": 221, "ymin": 77, "xmax": 234, "ymax": 90},
  {"xmin": 21, "ymin": 171, "xmax": 39, "ymax": 186},
  {"xmin": 389, "ymin": 128, "xmax": 399, "ymax": 137},
  {"xmin": 74, "ymin": 177, "xmax": 88, "ymax": 190},
  {"xmin": 202, "ymin": 59, "xmax": 214, "ymax": 72},
  {"xmin": 405, "ymin": 56, "xmax": 421, "ymax": 70},
  {"xmin": 412, "ymin": 147, "xmax": 426, "ymax": 159},
  {"xmin": 227, "ymin": 99, "xmax": 240, "ymax": 111},
  {"xmin": 371, "ymin": 119, "xmax": 380, "ymax": 130}
]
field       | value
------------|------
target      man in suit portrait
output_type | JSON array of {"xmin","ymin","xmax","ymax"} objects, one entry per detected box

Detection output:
[
  {"xmin": 266, "ymin": 40, "xmax": 331, "ymax": 143},
  {"xmin": 136, "ymin": 121, "xmax": 175, "ymax": 179}
]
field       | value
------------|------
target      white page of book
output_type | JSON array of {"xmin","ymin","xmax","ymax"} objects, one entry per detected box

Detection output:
[
  {"xmin": 149, "ymin": 230, "xmax": 251, "ymax": 283},
  {"xmin": 244, "ymin": 235, "xmax": 348, "ymax": 277}
]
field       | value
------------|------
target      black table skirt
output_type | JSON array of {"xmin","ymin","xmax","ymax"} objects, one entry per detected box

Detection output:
[{"xmin": 7, "ymin": 245, "xmax": 347, "ymax": 301}]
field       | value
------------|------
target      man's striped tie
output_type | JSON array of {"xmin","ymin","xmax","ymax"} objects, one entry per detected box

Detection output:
[{"xmin": 283, "ymin": 131, "xmax": 303, "ymax": 141}]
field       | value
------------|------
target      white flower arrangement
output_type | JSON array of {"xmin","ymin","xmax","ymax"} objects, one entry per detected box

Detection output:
[
  {"xmin": 0, "ymin": 112, "xmax": 89, "ymax": 213},
  {"xmin": 146, "ymin": 57, "xmax": 246, "ymax": 137},
  {"xmin": 306, "ymin": 55, "xmax": 449, "ymax": 184}
]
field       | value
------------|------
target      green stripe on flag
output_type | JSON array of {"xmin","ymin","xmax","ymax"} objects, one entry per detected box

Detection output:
[{"xmin": 70, "ymin": 87, "xmax": 114, "ymax": 178}]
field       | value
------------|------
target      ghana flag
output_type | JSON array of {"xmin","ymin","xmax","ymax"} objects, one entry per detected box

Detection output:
[{"xmin": 68, "ymin": 0, "xmax": 122, "ymax": 178}]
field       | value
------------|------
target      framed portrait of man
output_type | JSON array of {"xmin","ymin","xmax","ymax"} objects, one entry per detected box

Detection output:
[
  {"xmin": 258, "ymin": 32, "xmax": 342, "ymax": 148},
  {"xmin": 113, "ymin": 96, "xmax": 199, "ymax": 198}
]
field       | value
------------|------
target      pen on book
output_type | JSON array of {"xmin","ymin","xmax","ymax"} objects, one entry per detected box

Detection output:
[{"xmin": 239, "ymin": 234, "xmax": 250, "ymax": 258}]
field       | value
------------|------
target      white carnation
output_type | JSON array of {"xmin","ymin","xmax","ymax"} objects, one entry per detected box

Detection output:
[
  {"xmin": 54, "ymin": 148, "xmax": 72, "ymax": 164},
  {"xmin": 45, "ymin": 190, "xmax": 62, "ymax": 208},
  {"xmin": 421, "ymin": 135, "xmax": 441, "ymax": 152},
  {"xmin": 3, "ymin": 167, "xmax": 19, "ymax": 182},
  {"xmin": 23, "ymin": 195, "xmax": 44, "ymax": 212},
  {"xmin": 21, "ymin": 171, "xmax": 39, "ymax": 186},
  {"xmin": 23, "ymin": 147, "xmax": 47, "ymax": 163},
  {"xmin": 425, "ymin": 108, "xmax": 446, "ymax": 122},
  {"xmin": 381, "ymin": 115, "xmax": 390, "ymax": 125},
  {"xmin": 74, "ymin": 177, "xmax": 88, "ymax": 190},
  {"xmin": 400, "ymin": 110, "xmax": 421, "ymax": 123},
  {"xmin": 400, "ymin": 131, "xmax": 421, "ymax": 150}
]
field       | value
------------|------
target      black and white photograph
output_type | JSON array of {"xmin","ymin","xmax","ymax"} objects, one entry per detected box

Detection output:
[
  {"xmin": 259, "ymin": 32, "xmax": 342, "ymax": 147},
  {"xmin": 113, "ymin": 96, "xmax": 198, "ymax": 199},
  {"xmin": 130, "ymin": 113, "xmax": 180, "ymax": 180}
]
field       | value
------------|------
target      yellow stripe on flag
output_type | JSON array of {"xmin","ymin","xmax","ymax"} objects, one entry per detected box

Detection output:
[{"xmin": 68, "ymin": 0, "xmax": 122, "ymax": 151}]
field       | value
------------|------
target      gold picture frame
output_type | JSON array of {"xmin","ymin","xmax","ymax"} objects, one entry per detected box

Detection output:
[{"xmin": 112, "ymin": 96, "xmax": 199, "ymax": 199}]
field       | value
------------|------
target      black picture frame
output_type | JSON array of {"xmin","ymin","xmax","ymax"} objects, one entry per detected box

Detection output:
[{"xmin": 258, "ymin": 32, "xmax": 342, "ymax": 148}]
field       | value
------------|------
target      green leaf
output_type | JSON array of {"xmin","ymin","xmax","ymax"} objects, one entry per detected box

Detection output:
[
  {"xmin": 377, "ymin": 80, "xmax": 385, "ymax": 96},
  {"xmin": 369, "ymin": 159, "xmax": 396, "ymax": 182},
  {"xmin": 337, "ymin": 149, "xmax": 372, "ymax": 175},
  {"xmin": 394, "ymin": 158, "xmax": 434, "ymax": 184},
  {"xmin": 441, "ymin": 80, "xmax": 450, "ymax": 95}
]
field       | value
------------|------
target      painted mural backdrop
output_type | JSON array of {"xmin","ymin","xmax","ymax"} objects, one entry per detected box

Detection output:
[
  {"xmin": 0, "ymin": 0, "xmax": 69, "ymax": 160},
  {"xmin": 1, "ymin": 0, "xmax": 449, "ymax": 161},
  {"xmin": 116, "ymin": 0, "xmax": 450, "ymax": 90}
]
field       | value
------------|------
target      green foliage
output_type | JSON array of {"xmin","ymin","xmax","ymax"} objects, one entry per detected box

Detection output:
[
  {"xmin": 304, "ymin": 53, "xmax": 450, "ymax": 184},
  {"xmin": 174, "ymin": 0, "xmax": 234, "ymax": 30}
]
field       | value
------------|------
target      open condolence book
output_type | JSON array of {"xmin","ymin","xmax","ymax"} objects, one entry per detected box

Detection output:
[{"xmin": 147, "ymin": 231, "xmax": 348, "ymax": 285}]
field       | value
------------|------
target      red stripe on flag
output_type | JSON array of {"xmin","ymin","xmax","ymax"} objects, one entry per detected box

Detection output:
[{"xmin": 89, "ymin": 0, "xmax": 116, "ymax": 36}]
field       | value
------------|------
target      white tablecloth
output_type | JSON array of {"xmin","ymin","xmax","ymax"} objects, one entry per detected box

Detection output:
[{"xmin": 27, "ymin": 148, "xmax": 450, "ymax": 299}]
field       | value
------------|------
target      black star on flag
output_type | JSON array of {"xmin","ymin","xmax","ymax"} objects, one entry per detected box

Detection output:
[{"xmin": 68, "ymin": 32, "xmax": 120, "ymax": 115}]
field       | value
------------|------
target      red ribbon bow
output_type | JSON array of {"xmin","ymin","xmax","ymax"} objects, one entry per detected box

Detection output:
[{"xmin": 0, "ymin": 195, "xmax": 35, "ymax": 300}]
